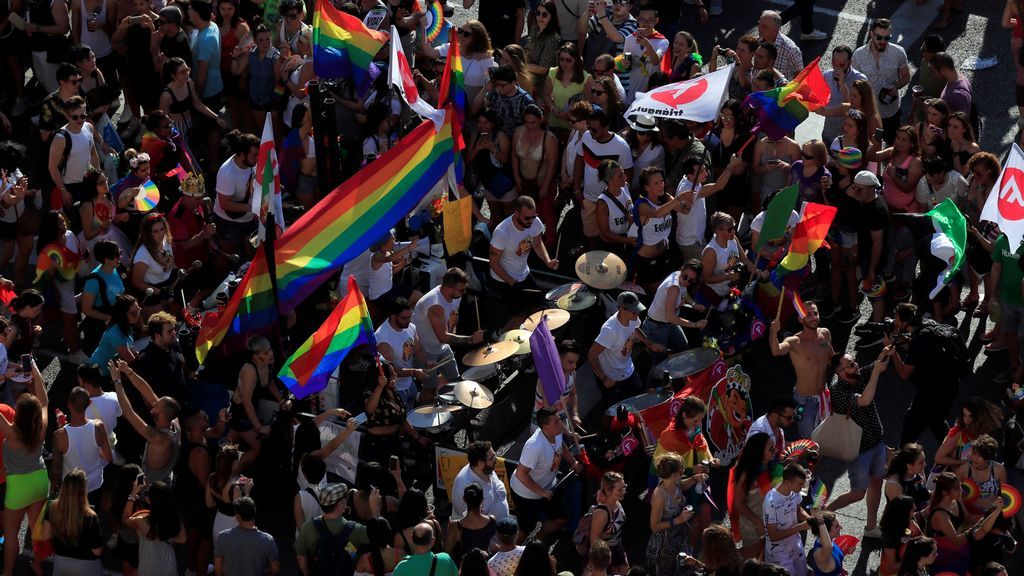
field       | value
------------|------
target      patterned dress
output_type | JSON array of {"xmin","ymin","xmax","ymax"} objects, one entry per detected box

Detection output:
[{"xmin": 646, "ymin": 482, "xmax": 690, "ymax": 576}]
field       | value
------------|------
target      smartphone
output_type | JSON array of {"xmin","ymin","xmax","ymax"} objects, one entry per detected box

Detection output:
[
  {"xmin": 873, "ymin": 127, "xmax": 885, "ymax": 142},
  {"xmin": 136, "ymin": 474, "xmax": 146, "ymax": 486},
  {"xmin": 353, "ymin": 412, "xmax": 368, "ymax": 425},
  {"xmin": 390, "ymin": 455, "xmax": 400, "ymax": 471},
  {"xmin": 20, "ymin": 354, "xmax": 31, "ymax": 374},
  {"xmin": 478, "ymin": 132, "xmax": 490, "ymax": 139},
  {"xmin": 130, "ymin": 15, "xmax": 142, "ymax": 25}
]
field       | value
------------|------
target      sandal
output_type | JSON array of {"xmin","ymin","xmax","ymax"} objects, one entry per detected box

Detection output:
[
  {"xmin": 962, "ymin": 294, "xmax": 979, "ymax": 308},
  {"xmin": 973, "ymin": 300, "xmax": 989, "ymax": 318}
]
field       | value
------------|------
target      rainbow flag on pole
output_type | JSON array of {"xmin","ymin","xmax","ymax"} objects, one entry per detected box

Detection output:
[
  {"xmin": 312, "ymin": 0, "xmax": 389, "ymax": 95},
  {"xmin": 770, "ymin": 202, "xmax": 837, "ymax": 290},
  {"xmin": 279, "ymin": 276, "xmax": 377, "ymax": 399},
  {"xmin": 195, "ymin": 111, "xmax": 455, "ymax": 364},
  {"xmin": 35, "ymin": 243, "xmax": 80, "ymax": 282},
  {"xmin": 439, "ymin": 31, "xmax": 465, "ymax": 152},
  {"xmin": 743, "ymin": 57, "xmax": 830, "ymax": 140}
]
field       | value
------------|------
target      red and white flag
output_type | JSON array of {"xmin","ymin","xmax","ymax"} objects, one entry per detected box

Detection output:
[
  {"xmin": 982, "ymin": 142, "xmax": 1024, "ymax": 249},
  {"xmin": 625, "ymin": 64, "xmax": 733, "ymax": 123},
  {"xmin": 252, "ymin": 114, "xmax": 284, "ymax": 241},
  {"xmin": 388, "ymin": 25, "xmax": 444, "ymax": 129}
]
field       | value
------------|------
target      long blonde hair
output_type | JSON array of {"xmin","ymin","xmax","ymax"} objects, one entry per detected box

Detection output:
[{"xmin": 50, "ymin": 469, "xmax": 96, "ymax": 545}]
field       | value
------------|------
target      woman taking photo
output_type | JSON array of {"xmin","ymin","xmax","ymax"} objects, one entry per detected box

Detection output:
[
  {"xmin": 701, "ymin": 211, "xmax": 757, "ymax": 306},
  {"xmin": 948, "ymin": 112, "xmax": 981, "ymax": 176},
  {"xmin": 130, "ymin": 213, "xmax": 178, "ymax": 316},
  {"xmin": 753, "ymin": 133, "xmax": 801, "ymax": 203},
  {"xmin": 870, "ymin": 125, "xmax": 924, "ymax": 214},
  {"xmin": 41, "ymin": 469, "xmax": 104, "ymax": 575},
  {"xmin": 595, "ymin": 160, "xmax": 635, "ymax": 253},
  {"xmin": 646, "ymin": 453, "xmax": 701, "ymax": 576},
  {"xmin": 111, "ymin": 464, "xmax": 144, "ymax": 576},
  {"xmin": 925, "ymin": 472, "xmax": 971, "ymax": 575},
  {"xmin": 728, "ymin": 432, "xmax": 775, "ymax": 560},
  {"xmin": 589, "ymin": 471, "xmax": 628, "ymax": 575},
  {"xmin": 917, "ymin": 98, "xmax": 952, "ymax": 162},
  {"xmin": 542, "ymin": 43, "xmax": 587, "ymax": 139},
  {"xmin": 523, "ymin": 1, "xmax": 560, "ymax": 95},
  {"xmin": 0, "ymin": 357, "xmax": 47, "ymax": 576},
  {"xmin": 229, "ymin": 337, "xmax": 286, "ymax": 471},
  {"xmin": 897, "ymin": 536, "xmax": 938, "ymax": 576},
  {"xmin": 883, "ymin": 443, "xmax": 930, "ymax": 511},
  {"xmin": 879, "ymin": 495, "xmax": 922, "ymax": 576},
  {"xmin": 955, "ymin": 435, "xmax": 1007, "ymax": 519},
  {"xmin": 512, "ymin": 105, "xmax": 559, "ymax": 247},
  {"xmin": 123, "ymin": 480, "xmax": 186, "ymax": 576}
]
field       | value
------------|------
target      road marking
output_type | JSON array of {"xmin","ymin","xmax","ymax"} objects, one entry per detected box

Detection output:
[
  {"xmin": 764, "ymin": 0, "xmax": 865, "ymax": 25},
  {"xmin": 764, "ymin": 0, "xmax": 943, "ymax": 45}
]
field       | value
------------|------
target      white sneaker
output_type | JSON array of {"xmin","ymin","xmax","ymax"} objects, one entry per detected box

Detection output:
[
  {"xmin": 801, "ymin": 29, "xmax": 828, "ymax": 40},
  {"xmin": 67, "ymin": 350, "xmax": 91, "ymax": 364}
]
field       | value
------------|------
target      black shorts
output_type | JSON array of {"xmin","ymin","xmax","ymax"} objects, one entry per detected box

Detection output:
[
  {"xmin": 369, "ymin": 282, "xmax": 415, "ymax": 311},
  {"xmin": 511, "ymin": 488, "xmax": 566, "ymax": 533},
  {"xmin": 492, "ymin": 274, "xmax": 543, "ymax": 313},
  {"xmin": 0, "ymin": 220, "xmax": 15, "ymax": 241},
  {"xmin": 635, "ymin": 250, "xmax": 671, "ymax": 285},
  {"xmin": 195, "ymin": 93, "xmax": 224, "ymax": 130}
]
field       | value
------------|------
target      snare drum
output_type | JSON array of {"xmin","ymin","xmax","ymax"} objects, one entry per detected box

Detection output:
[{"xmin": 462, "ymin": 365, "xmax": 499, "ymax": 388}]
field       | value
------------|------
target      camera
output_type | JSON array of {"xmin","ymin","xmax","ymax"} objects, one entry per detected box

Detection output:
[
  {"xmin": 856, "ymin": 317, "xmax": 895, "ymax": 336},
  {"xmin": 676, "ymin": 552, "xmax": 705, "ymax": 575}
]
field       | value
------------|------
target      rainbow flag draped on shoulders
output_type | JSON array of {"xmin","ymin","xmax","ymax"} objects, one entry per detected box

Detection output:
[
  {"xmin": 743, "ymin": 56, "xmax": 830, "ymax": 140},
  {"xmin": 312, "ymin": 0, "xmax": 389, "ymax": 95},
  {"xmin": 196, "ymin": 110, "xmax": 456, "ymax": 364},
  {"xmin": 279, "ymin": 276, "xmax": 377, "ymax": 399}
]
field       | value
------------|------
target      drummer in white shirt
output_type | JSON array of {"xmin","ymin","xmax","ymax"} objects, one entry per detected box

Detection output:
[
  {"xmin": 640, "ymin": 260, "xmax": 709, "ymax": 372},
  {"xmin": 375, "ymin": 298, "xmax": 430, "ymax": 409},
  {"xmin": 489, "ymin": 196, "xmax": 559, "ymax": 333},
  {"xmin": 450, "ymin": 440, "xmax": 510, "ymax": 522},
  {"xmin": 588, "ymin": 292, "xmax": 665, "ymax": 405}
]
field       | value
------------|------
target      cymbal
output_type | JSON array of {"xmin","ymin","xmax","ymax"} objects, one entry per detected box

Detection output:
[
  {"xmin": 501, "ymin": 329, "xmax": 533, "ymax": 354},
  {"xmin": 575, "ymin": 250, "xmax": 627, "ymax": 290},
  {"xmin": 407, "ymin": 405, "xmax": 460, "ymax": 429},
  {"xmin": 463, "ymin": 340, "xmax": 520, "ymax": 366},
  {"xmin": 452, "ymin": 380, "xmax": 495, "ymax": 409},
  {"xmin": 521, "ymin": 308, "xmax": 571, "ymax": 331},
  {"xmin": 556, "ymin": 290, "xmax": 597, "ymax": 311},
  {"xmin": 545, "ymin": 282, "xmax": 586, "ymax": 302},
  {"xmin": 654, "ymin": 347, "xmax": 721, "ymax": 379}
]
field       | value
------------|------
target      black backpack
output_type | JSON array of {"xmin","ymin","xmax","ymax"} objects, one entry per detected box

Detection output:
[
  {"xmin": 916, "ymin": 319, "xmax": 970, "ymax": 378},
  {"xmin": 312, "ymin": 516, "xmax": 356, "ymax": 576}
]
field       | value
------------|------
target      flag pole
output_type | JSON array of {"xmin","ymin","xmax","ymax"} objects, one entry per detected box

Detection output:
[
  {"xmin": 736, "ymin": 133, "xmax": 757, "ymax": 157},
  {"xmin": 776, "ymin": 287, "xmax": 785, "ymax": 321},
  {"xmin": 264, "ymin": 211, "xmax": 289, "ymax": 355}
]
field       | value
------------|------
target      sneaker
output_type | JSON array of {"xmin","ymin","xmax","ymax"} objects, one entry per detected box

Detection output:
[
  {"xmin": 67, "ymin": 350, "xmax": 90, "ymax": 364},
  {"xmin": 709, "ymin": 0, "xmax": 723, "ymax": 16},
  {"xmin": 985, "ymin": 340, "xmax": 1007, "ymax": 353},
  {"xmin": 855, "ymin": 334, "xmax": 884, "ymax": 350},
  {"xmin": 838, "ymin": 308, "xmax": 861, "ymax": 325},
  {"xmin": 863, "ymin": 526, "xmax": 882, "ymax": 539},
  {"xmin": 821, "ymin": 305, "xmax": 841, "ymax": 320},
  {"xmin": 801, "ymin": 29, "xmax": 828, "ymax": 40}
]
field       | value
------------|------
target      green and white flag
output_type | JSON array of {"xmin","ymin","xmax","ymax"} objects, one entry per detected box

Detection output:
[{"xmin": 925, "ymin": 198, "xmax": 967, "ymax": 299}]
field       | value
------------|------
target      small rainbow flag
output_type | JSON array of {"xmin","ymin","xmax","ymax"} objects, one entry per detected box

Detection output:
[
  {"xmin": 743, "ymin": 56, "xmax": 830, "ymax": 140},
  {"xmin": 279, "ymin": 276, "xmax": 377, "ymax": 399},
  {"xmin": 312, "ymin": 0, "xmax": 389, "ymax": 95},
  {"xmin": 771, "ymin": 202, "xmax": 837, "ymax": 290},
  {"xmin": 134, "ymin": 180, "xmax": 160, "ymax": 212},
  {"xmin": 439, "ymin": 31, "xmax": 465, "ymax": 153},
  {"xmin": 195, "ymin": 111, "xmax": 455, "ymax": 364},
  {"xmin": 35, "ymin": 243, "xmax": 80, "ymax": 282},
  {"xmin": 810, "ymin": 478, "xmax": 829, "ymax": 507},
  {"xmin": 792, "ymin": 290, "xmax": 809, "ymax": 319}
]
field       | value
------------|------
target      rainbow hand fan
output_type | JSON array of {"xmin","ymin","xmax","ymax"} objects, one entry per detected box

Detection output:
[
  {"xmin": 782, "ymin": 439, "xmax": 820, "ymax": 463},
  {"xmin": 962, "ymin": 478, "xmax": 980, "ymax": 503},
  {"xmin": 423, "ymin": 0, "xmax": 447, "ymax": 42},
  {"xmin": 1000, "ymin": 484, "xmax": 1021, "ymax": 518},
  {"xmin": 134, "ymin": 180, "xmax": 160, "ymax": 212}
]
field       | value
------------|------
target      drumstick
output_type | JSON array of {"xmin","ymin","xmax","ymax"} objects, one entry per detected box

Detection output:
[
  {"xmin": 424, "ymin": 357, "xmax": 455, "ymax": 373},
  {"xmin": 555, "ymin": 231, "xmax": 562, "ymax": 263},
  {"xmin": 474, "ymin": 297, "xmax": 482, "ymax": 332}
]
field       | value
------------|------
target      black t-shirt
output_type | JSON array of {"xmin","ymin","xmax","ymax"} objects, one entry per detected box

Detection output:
[
  {"xmin": 475, "ymin": 0, "xmax": 525, "ymax": 50},
  {"xmin": 829, "ymin": 367, "xmax": 884, "ymax": 453},
  {"xmin": 851, "ymin": 194, "xmax": 888, "ymax": 272},
  {"xmin": 161, "ymin": 32, "xmax": 194, "ymax": 68},
  {"xmin": 904, "ymin": 320, "xmax": 956, "ymax": 392},
  {"xmin": 47, "ymin": 510, "xmax": 104, "ymax": 560}
]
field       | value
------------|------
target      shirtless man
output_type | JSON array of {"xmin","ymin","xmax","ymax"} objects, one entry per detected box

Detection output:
[
  {"xmin": 110, "ymin": 359, "xmax": 182, "ymax": 484},
  {"xmin": 769, "ymin": 302, "xmax": 834, "ymax": 439}
]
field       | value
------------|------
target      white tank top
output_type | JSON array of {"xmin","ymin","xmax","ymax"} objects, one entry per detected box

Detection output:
[
  {"xmin": 412, "ymin": 286, "xmax": 460, "ymax": 355},
  {"xmin": 704, "ymin": 237, "xmax": 741, "ymax": 297},
  {"xmin": 649, "ymin": 271, "xmax": 687, "ymax": 323},
  {"xmin": 597, "ymin": 188, "xmax": 632, "ymax": 236},
  {"xmin": 368, "ymin": 254, "xmax": 393, "ymax": 300},
  {"xmin": 60, "ymin": 123, "xmax": 96, "ymax": 185},
  {"xmin": 79, "ymin": 0, "xmax": 112, "ymax": 58},
  {"xmin": 62, "ymin": 420, "xmax": 105, "ymax": 493},
  {"xmin": 374, "ymin": 320, "xmax": 417, "ymax": 391},
  {"xmin": 630, "ymin": 197, "xmax": 672, "ymax": 247}
]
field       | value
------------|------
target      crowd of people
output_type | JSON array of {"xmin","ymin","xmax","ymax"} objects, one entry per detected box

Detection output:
[{"xmin": 0, "ymin": 0, "xmax": 1020, "ymax": 575}]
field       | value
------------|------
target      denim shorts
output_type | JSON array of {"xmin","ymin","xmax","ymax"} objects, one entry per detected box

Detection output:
[{"xmin": 848, "ymin": 442, "xmax": 887, "ymax": 490}]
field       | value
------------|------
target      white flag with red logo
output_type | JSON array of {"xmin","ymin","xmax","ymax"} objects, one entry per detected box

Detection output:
[
  {"xmin": 982, "ymin": 142, "xmax": 1024, "ymax": 249},
  {"xmin": 388, "ymin": 25, "xmax": 444, "ymax": 129},
  {"xmin": 252, "ymin": 114, "xmax": 284, "ymax": 241},
  {"xmin": 625, "ymin": 64, "xmax": 733, "ymax": 123}
]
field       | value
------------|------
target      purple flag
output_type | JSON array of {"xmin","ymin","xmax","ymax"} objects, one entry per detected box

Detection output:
[{"xmin": 529, "ymin": 316, "xmax": 565, "ymax": 405}]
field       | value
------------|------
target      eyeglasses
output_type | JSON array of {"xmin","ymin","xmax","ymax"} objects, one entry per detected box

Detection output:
[
  {"xmin": 459, "ymin": 28, "xmax": 472, "ymax": 37},
  {"xmin": 802, "ymin": 152, "xmax": 815, "ymax": 160},
  {"xmin": 591, "ymin": 89, "xmax": 606, "ymax": 96},
  {"xmin": 777, "ymin": 412, "xmax": 795, "ymax": 422},
  {"xmin": 874, "ymin": 34, "xmax": 891, "ymax": 42},
  {"xmin": 69, "ymin": 113, "xmax": 87, "ymax": 120},
  {"xmin": 536, "ymin": 10, "xmax": 549, "ymax": 17}
]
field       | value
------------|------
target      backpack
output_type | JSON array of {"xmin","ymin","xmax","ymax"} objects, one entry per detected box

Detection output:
[
  {"xmin": 78, "ymin": 272, "xmax": 115, "ymax": 351},
  {"xmin": 312, "ymin": 516, "xmax": 356, "ymax": 576},
  {"xmin": 916, "ymin": 319, "xmax": 970, "ymax": 378},
  {"xmin": 572, "ymin": 504, "xmax": 609, "ymax": 559}
]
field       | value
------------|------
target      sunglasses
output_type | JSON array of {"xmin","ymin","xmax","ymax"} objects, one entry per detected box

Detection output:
[
  {"xmin": 875, "ymin": 34, "xmax": 891, "ymax": 41},
  {"xmin": 613, "ymin": 0, "xmax": 630, "ymax": 4},
  {"xmin": 69, "ymin": 114, "xmax": 87, "ymax": 121},
  {"xmin": 802, "ymin": 152, "xmax": 815, "ymax": 160},
  {"xmin": 591, "ymin": 89, "xmax": 605, "ymax": 96},
  {"xmin": 536, "ymin": 10, "xmax": 549, "ymax": 17},
  {"xmin": 459, "ymin": 28, "xmax": 472, "ymax": 36}
]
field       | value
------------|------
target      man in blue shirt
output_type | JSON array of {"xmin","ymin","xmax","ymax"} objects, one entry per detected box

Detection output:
[{"xmin": 188, "ymin": 0, "xmax": 225, "ymax": 170}]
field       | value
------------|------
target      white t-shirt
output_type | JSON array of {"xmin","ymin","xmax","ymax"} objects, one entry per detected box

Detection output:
[
  {"xmin": 704, "ymin": 237, "xmax": 742, "ymax": 297},
  {"xmin": 623, "ymin": 33, "xmax": 670, "ymax": 103},
  {"xmin": 85, "ymin": 390, "xmax": 122, "ymax": 447},
  {"xmin": 490, "ymin": 216, "xmax": 545, "ymax": 283},
  {"xmin": 0, "ymin": 169, "xmax": 42, "ymax": 224},
  {"xmin": 750, "ymin": 210, "xmax": 801, "ymax": 235},
  {"xmin": 578, "ymin": 132, "xmax": 633, "ymax": 202},
  {"xmin": 57, "ymin": 123, "xmax": 96, "ymax": 184},
  {"xmin": 510, "ymin": 427, "xmax": 563, "ymax": 499},
  {"xmin": 597, "ymin": 188, "xmax": 633, "ymax": 236},
  {"xmin": 374, "ymin": 320, "xmax": 417, "ymax": 392},
  {"xmin": 915, "ymin": 171, "xmax": 968, "ymax": 210},
  {"xmin": 340, "ymin": 249, "xmax": 373, "ymax": 298},
  {"xmin": 674, "ymin": 179, "xmax": 706, "ymax": 247},
  {"xmin": 450, "ymin": 465, "xmax": 510, "ymax": 521},
  {"xmin": 595, "ymin": 314, "xmax": 639, "ymax": 382},
  {"xmin": 488, "ymin": 546, "xmax": 524, "ymax": 576},
  {"xmin": 764, "ymin": 488, "xmax": 804, "ymax": 555},
  {"xmin": 746, "ymin": 414, "xmax": 785, "ymax": 455},
  {"xmin": 436, "ymin": 43, "xmax": 497, "ymax": 88},
  {"xmin": 134, "ymin": 239, "xmax": 174, "ymax": 285},
  {"xmin": 214, "ymin": 157, "xmax": 255, "ymax": 223}
]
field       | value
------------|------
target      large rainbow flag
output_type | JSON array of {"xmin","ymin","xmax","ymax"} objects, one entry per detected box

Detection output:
[
  {"xmin": 743, "ymin": 57, "xmax": 829, "ymax": 140},
  {"xmin": 279, "ymin": 276, "xmax": 377, "ymax": 399},
  {"xmin": 196, "ymin": 111, "xmax": 455, "ymax": 364},
  {"xmin": 312, "ymin": 0, "xmax": 389, "ymax": 95}
]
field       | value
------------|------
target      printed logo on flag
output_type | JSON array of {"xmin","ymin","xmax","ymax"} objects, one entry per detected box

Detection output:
[
  {"xmin": 650, "ymin": 78, "xmax": 708, "ymax": 108},
  {"xmin": 998, "ymin": 167, "xmax": 1024, "ymax": 221}
]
